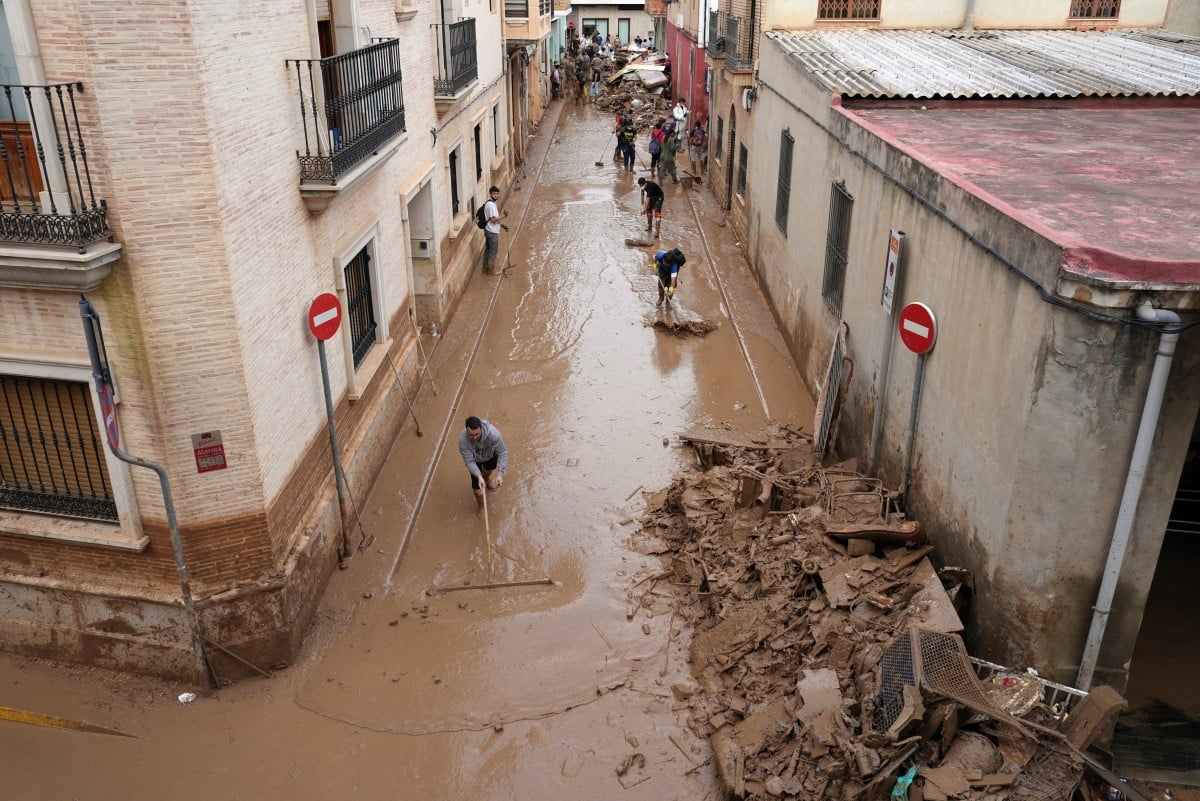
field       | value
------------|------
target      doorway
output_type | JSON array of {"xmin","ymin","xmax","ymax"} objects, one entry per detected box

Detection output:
[{"xmin": 1113, "ymin": 418, "xmax": 1200, "ymax": 785}]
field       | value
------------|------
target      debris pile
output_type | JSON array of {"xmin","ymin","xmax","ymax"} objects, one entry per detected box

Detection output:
[
  {"xmin": 631, "ymin": 426, "xmax": 1124, "ymax": 800},
  {"xmin": 597, "ymin": 51, "xmax": 672, "ymax": 129}
]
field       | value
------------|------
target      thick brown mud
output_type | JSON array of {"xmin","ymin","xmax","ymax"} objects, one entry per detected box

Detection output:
[{"xmin": 0, "ymin": 99, "xmax": 812, "ymax": 799}]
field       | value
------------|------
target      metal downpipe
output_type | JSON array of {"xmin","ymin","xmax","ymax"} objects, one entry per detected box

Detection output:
[
  {"xmin": 1076, "ymin": 302, "xmax": 1181, "ymax": 691},
  {"xmin": 964, "ymin": 0, "xmax": 977, "ymax": 30}
]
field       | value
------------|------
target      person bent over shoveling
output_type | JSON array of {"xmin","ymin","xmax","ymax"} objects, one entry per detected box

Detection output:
[
  {"xmin": 638, "ymin": 177, "xmax": 664, "ymax": 238},
  {"xmin": 459, "ymin": 416, "xmax": 508, "ymax": 510},
  {"xmin": 653, "ymin": 248, "xmax": 686, "ymax": 307}
]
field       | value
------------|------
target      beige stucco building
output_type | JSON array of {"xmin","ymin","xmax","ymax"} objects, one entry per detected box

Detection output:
[
  {"xmin": 742, "ymin": 20, "xmax": 1200, "ymax": 699},
  {"xmin": 0, "ymin": 0, "xmax": 550, "ymax": 681}
]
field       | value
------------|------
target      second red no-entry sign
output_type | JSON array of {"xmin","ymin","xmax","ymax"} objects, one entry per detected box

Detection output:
[
  {"xmin": 898, "ymin": 302, "xmax": 937, "ymax": 354},
  {"xmin": 308, "ymin": 293, "xmax": 342, "ymax": 341}
]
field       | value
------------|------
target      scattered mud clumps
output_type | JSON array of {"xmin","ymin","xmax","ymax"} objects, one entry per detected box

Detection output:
[
  {"xmin": 631, "ymin": 426, "xmax": 1122, "ymax": 801},
  {"xmin": 653, "ymin": 317, "xmax": 718, "ymax": 337}
]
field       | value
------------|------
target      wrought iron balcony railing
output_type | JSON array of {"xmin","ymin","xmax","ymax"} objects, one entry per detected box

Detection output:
[
  {"xmin": 287, "ymin": 39, "xmax": 407, "ymax": 185},
  {"xmin": 714, "ymin": 12, "xmax": 752, "ymax": 71},
  {"xmin": 434, "ymin": 18, "xmax": 479, "ymax": 97},
  {"xmin": 0, "ymin": 82, "xmax": 111, "ymax": 252}
]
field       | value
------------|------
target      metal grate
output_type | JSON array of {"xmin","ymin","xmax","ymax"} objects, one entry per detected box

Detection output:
[
  {"xmin": 343, "ymin": 248, "xmax": 377, "ymax": 367},
  {"xmin": 818, "ymin": 0, "xmax": 882, "ymax": 19},
  {"xmin": 736, "ymin": 143, "xmax": 747, "ymax": 197},
  {"xmin": 0, "ymin": 375, "xmax": 117, "ymax": 521},
  {"xmin": 433, "ymin": 18, "xmax": 479, "ymax": 96},
  {"xmin": 871, "ymin": 629, "xmax": 1030, "ymax": 736},
  {"xmin": 775, "ymin": 129, "xmax": 793, "ymax": 234},
  {"xmin": 821, "ymin": 181, "xmax": 853, "ymax": 318},
  {"xmin": 1070, "ymin": 0, "xmax": 1120, "ymax": 18}
]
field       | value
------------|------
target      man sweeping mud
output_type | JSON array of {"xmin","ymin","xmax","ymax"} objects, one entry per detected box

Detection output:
[
  {"xmin": 459, "ymin": 416, "xmax": 508, "ymax": 510},
  {"xmin": 653, "ymin": 248, "xmax": 686, "ymax": 307},
  {"xmin": 638, "ymin": 176, "xmax": 664, "ymax": 238}
]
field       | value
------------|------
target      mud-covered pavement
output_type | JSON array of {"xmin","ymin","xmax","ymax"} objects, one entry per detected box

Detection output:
[{"xmin": 0, "ymin": 99, "xmax": 812, "ymax": 799}]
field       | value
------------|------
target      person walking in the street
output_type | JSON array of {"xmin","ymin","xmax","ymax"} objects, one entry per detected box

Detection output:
[
  {"xmin": 619, "ymin": 118, "xmax": 637, "ymax": 173},
  {"xmin": 688, "ymin": 120, "xmax": 707, "ymax": 173},
  {"xmin": 482, "ymin": 185, "xmax": 508, "ymax": 274},
  {"xmin": 652, "ymin": 247, "xmax": 686, "ymax": 307},
  {"xmin": 648, "ymin": 120, "xmax": 666, "ymax": 174},
  {"xmin": 459, "ymin": 416, "xmax": 508, "ymax": 510},
  {"xmin": 550, "ymin": 63, "xmax": 562, "ymax": 100},
  {"xmin": 575, "ymin": 61, "xmax": 588, "ymax": 103},
  {"xmin": 672, "ymin": 99, "xmax": 689, "ymax": 130},
  {"xmin": 657, "ymin": 126, "xmax": 679, "ymax": 184},
  {"xmin": 638, "ymin": 176, "xmax": 665, "ymax": 238}
]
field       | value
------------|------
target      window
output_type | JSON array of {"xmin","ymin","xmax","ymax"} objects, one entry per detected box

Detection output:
[
  {"xmin": 0, "ymin": 375, "xmax": 116, "ymax": 521},
  {"xmin": 474, "ymin": 123, "xmax": 483, "ymax": 181},
  {"xmin": 821, "ymin": 181, "xmax": 854, "ymax": 317},
  {"xmin": 449, "ymin": 146, "xmax": 461, "ymax": 216},
  {"xmin": 343, "ymin": 247, "xmax": 378, "ymax": 368},
  {"xmin": 817, "ymin": 0, "xmax": 881, "ymax": 20},
  {"xmin": 1069, "ymin": 0, "xmax": 1119, "ymax": 18},
  {"xmin": 775, "ymin": 130, "xmax": 793, "ymax": 234},
  {"xmin": 715, "ymin": 116, "xmax": 724, "ymax": 164},
  {"xmin": 736, "ymin": 143, "xmax": 747, "ymax": 198},
  {"xmin": 492, "ymin": 104, "xmax": 500, "ymax": 154}
]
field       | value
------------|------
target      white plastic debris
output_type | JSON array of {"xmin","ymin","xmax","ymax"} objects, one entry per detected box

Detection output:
[{"xmin": 177, "ymin": 692, "xmax": 196, "ymax": 704}]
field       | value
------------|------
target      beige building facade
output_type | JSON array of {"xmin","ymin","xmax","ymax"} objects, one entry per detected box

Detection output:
[
  {"xmin": 0, "ymin": 0, "xmax": 519, "ymax": 680},
  {"xmin": 744, "ymin": 24, "xmax": 1200, "ymax": 693}
]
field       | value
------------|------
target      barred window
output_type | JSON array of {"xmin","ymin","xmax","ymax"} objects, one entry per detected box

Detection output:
[
  {"xmin": 775, "ymin": 130, "xmax": 793, "ymax": 234},
  {"xmin": 736, "ymin": 143, "xmax": 748, "ymax": 198},
  {"xmin": 818, "ymin": 0, "xmax": 881, "ymax": 20},
  {"xmin": 0, "ymin": 375, "xmax": 117, "ymax": 521},
  {"xmin": 821, "ymin": 181, "xmax": 854, "ymax": 317},
  {"xmin": 343, "ymin": 247, "xmax": 378, "ymax": 368},
  {"xmin": 1069, "ymin": 0, "xmax": 1119, "ymax": 18},
  {"xmin": 474, "ymin": 123, "xmax": 483, "ymax": 182},
  {"xmin": 449, "ymin": 146, "xmax": 461, "ymax": 216}
]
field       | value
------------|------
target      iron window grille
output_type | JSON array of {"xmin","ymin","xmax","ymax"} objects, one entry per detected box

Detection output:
[
  {"xmin": 449, "ymin": 147, "xmax": 460, "ymax": 216},
  {"xmin": 0, "ymin": 82, "xmax": 112, "ymax": 252},
  {"xmin": 817, "ymin": 0, "xmax": 882, "ymax": 20},
  {"xmin": 0, "ymin": 374, "xmax": 117, "ymax": 521},
  {"xmin": 715, "ymin": 117, "xmax": 724, "ymax": 165},
  {"xmin": 1069, "ymin": 0, "xmax": 1120, "ymax": 18},
  {"xmin": 776, "ymin": 129, "xmax": 793, "ymax": 234},
  {"xmin": 736, "ymin": 143, "xmax": 748, "ymax": 198},
  {"xmin": 343, "ymin": 248, "xmax": 378, "ymax": 367},
  {"xmin": 434, "ymin": 18, "xmax": 479, "ymax": 97},
  {"xmin": 822, "ymin": 181, "xmax": 853, "ymax": 318},
  {"xmin": 474, "ymin": 123, "xmax": 483, "ymax": 181},
  {"xmin": 288, "ymin": 39, "xmax": 407, "ymax": 185}
]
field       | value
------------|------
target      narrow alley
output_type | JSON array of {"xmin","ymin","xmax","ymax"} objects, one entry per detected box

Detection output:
[{"xmin": 0, "ymin": 98, "xmax": 812, "ymax": 799}]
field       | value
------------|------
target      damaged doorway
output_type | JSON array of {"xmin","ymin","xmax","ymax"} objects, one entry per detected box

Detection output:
[{"xmin": 1113, "ymin": 418, "xmax": 1200, "ymax": 785}]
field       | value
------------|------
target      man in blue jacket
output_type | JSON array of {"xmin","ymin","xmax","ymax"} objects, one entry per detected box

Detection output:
[
  {"xmin": 653, "ymin": 248, "xmax": 686, "ymax": 307},
  {"xmin": 459, "ymin": 416, "xmax": 508, "ymax": 509}
]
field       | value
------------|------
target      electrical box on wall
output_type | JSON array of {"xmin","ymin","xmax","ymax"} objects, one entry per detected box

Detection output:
[{"xmin": 410, "ymin": 238, "xmax": 432, "ymax": 259}]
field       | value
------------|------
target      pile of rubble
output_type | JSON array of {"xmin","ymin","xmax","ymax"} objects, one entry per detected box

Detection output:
[
  {"xmin": 597, "ymin": 51, "xmax": 672, "ymax": 129},
  {"xmin": 631, "ymin": 426, "xmax": 1129, "ymax": 801}
]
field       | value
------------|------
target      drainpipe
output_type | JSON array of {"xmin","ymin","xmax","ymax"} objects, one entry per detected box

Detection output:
[
  {"xmin": 1076, "ymin": 301, "xmax": 1181, "ymax": 691},
  {"xmin": 964, "ymin": 0, "xmax": 976, "ymax": 30}
]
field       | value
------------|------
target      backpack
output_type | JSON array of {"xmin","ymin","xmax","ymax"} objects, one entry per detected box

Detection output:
[
  {"xmin": 648, "ymin": 135, "xmax": 661, "ymax": 155},
  {"xmin": 475, "ymin": 205, "xmax": 488, "ymax": 230}
]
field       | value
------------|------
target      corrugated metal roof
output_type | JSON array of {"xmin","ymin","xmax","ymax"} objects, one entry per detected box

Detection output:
[{"xmin": 769, "ymin": 28, "xmax": 1200, "ymax": 99}]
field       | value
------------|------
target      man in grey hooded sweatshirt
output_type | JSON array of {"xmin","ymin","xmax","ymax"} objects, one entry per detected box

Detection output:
[{"xmin": 459, "ymin": 416, "xmax": 509, "ymax": 509}]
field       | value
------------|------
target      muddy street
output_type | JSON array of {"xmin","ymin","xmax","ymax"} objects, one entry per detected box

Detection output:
[{"xmin": 0, "ymin": 99, "xmax": 812, "ymax": 799}]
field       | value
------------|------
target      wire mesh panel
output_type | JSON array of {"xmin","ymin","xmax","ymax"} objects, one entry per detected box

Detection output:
[
  {"xmin": 818, "ymin": 0, "xmax": 882, "ymax": 19},
  {"xmin": 1070, "ymin": 0, "xmax": 1120, "ymax": 18}
]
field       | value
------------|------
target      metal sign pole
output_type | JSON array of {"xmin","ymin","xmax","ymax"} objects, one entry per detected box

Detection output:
[
  {"xmin": 869, "ymin": 230, "xmax": 904, "ymax": 472},
  {"xmin": 79, "ymin": 296, "xmax": 214, "ymax": 687},
  {"xmin": 900, "ymin": 352, "xmax": 927, "ymax": 499},
  {"xmin": 317, "ymin": 339, "xmax": 351, "ymax": 561}
]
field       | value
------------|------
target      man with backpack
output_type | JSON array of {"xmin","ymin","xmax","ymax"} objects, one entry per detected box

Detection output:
[
  {"xmin": 478, "ymin": 185, "xmax": 508, "ymax": 275},
  {"xmin": 638, "ymin": 177, "xmax": 665, "ymax": 238}
]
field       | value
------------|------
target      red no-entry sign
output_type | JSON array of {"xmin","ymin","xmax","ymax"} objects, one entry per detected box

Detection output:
[
  {"xmin": 898, "ymin": 302, "xmax": 937, "ymax": 354},
  {"xmin": 308, "ymin": 293, "xmax": 342, "ymax": 341}
]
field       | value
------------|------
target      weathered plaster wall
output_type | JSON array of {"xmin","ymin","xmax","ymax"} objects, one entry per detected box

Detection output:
[{"xmin": 748, "ymin": 35, "xmax": 1199, "ymax": 688}]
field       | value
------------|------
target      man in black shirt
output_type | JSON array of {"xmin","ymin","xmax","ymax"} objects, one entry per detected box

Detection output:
[{"xmin": 637, "ymin": 177, "xmax": 665, "ymax": 238}]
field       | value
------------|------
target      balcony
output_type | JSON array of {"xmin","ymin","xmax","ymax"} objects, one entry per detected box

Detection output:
[
  {"xmin": 434, "ymin": 18, "xmax": 479, "ymax": 111},
  {"xmin": 287, "ymin": 39, "xmax": 407, "ymax": 212},
  {"xmin": 708, "ymin": 11, "xmax": 753, "ymax": 72},
  {"xmin": 0, "ymin": 82, "xmax": 120, "ymax": 292},
  {"xmin": 503, "ymin": 0, "xmax": 552, "ymax": 44}
]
